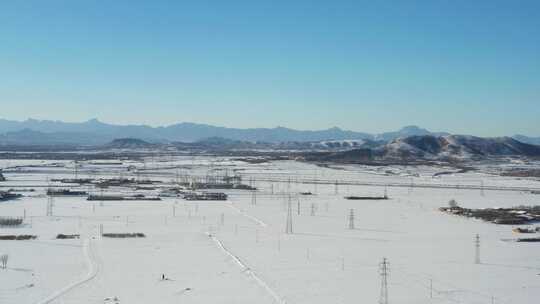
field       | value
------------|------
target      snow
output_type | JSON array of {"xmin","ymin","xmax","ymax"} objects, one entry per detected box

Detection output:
[{"xmin": 0, "ymin": 157, "xmax": 539, "ymax": 303}]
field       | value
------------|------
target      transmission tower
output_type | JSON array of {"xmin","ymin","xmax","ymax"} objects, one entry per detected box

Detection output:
[
  {"xmin": 475, "ymin": 234, "xmax": 481, "ymax": 264},
  {"xmin": 46, "ymin": 196, "xmax": 54, "ymax": 216},
  {"xmin": 285, "ymin": 196, "xmax": 293, "ymax": 234},
  {"xmin": 74, "ymin": 160, "xmax": 79, "ymax": 180},
  {"xmin": 348, "ymin": 209, "xmax": 355, "ymax": 230},
  {"xmin": 379, "ymin": 257, "xmax": 389, "ymax": 304},
  {"xmin": 480, "ymin": 180, "xmax": 485, "ymax": 197},
  {"xmin": 314, "ymin": 170, "xmax": 318, "ymax": 194},
  {"xmin": 99, "ymin": 224, "xmax": 104, "ymax": 238},
  {"xmin": 251, "ymin": 190, "xmax": 257, "ymax": 205},
  {"xmin": 99, "ymin": 188, "xmax": 104, "ymax": 207},
  {"xmin": 287, "ymin": 177, "xmax": 291, "ymax": 193}
]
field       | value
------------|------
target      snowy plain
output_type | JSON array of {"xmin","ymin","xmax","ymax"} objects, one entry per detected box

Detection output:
[{"xmin": 0, "ymin": 157, "xmax": 539, "ymax": 304}]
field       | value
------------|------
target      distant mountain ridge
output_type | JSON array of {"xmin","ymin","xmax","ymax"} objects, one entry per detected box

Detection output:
[
  {"xmin": 513, "ymin": 134, "xmax": 540, "ymax": 146},
  {"xmin": 0, "ymin": 118, "xmax": 538, "ymax": 146},
  {"xmin": 0, "ymin": 118, "xmax": 430, "ymax": 145},
  {"xmin": 306, "ymin": 135, "xmax": 540, "ymax": 164},
  {"xmin": 382, "ymin": 135, "xmax": 540, "ymax": 159},
  {"xmin": 308, "ymin": 135, "xmax": 540, "ymax": 163}
]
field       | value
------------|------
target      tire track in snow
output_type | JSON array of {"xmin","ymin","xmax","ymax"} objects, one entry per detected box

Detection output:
[
  {"xmin": 206, "ymin": 232, "xmax": 286, "ymax": 304},
  {"xmin": 35, "ymin": 238, "xmax": 99, "ymax": 304}
]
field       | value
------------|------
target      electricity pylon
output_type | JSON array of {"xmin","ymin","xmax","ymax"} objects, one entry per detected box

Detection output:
[
  {"xmin": 475, "ymin": 234, "xmax": 481, "ymax": 264},
  {"xmin": 348, "ymin": 209, "xmax": 355, "ymax": 230},
  {"xmin": 251, "ymin": 190, "xmax": 257, "ymax": 205},
  {"xmin": 379, "ymin": 258, "xmax": 389, "ymax": 304},
  {"xmin": 285, "ymin": 196, "xmax": 293, "ymax": 234}
]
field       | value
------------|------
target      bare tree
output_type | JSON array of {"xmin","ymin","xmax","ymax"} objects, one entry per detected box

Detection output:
[
  {"xmin": 0, "ymin": 254, "xmax": 8, "ymax": 269},
  {"xmin": 448, "ymin": 199, "xmax": 459, "ymax": 208}
]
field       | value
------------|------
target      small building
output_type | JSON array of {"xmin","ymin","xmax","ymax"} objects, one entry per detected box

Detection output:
[
  {"xmin": 183, "ymin": 192, "xmax": 228, "ymax": 201},
  {"xmin": 0, "ymin": 191, "xmax": 22, "ymax": 201},
  {"xmin": 47, "ymin": 188, "xmax": 88, "ymax": 196}
]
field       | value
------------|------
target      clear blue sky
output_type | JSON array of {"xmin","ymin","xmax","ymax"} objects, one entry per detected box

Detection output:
[{"xmin": 1, "ymin": 0, "xmax": 539, "ymax": 136}]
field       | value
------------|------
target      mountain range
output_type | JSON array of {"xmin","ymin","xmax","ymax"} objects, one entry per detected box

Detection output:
[
  {"xmin": 1, "ymin": 118, "xmax": 538, "ymax": 146},
  {"xmin": 304, "ymin": 135, "xmax": 540, "ymax": 163}
]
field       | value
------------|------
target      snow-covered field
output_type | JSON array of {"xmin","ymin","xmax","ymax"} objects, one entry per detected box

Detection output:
[{"xmin": 1, "ymin": 157, "xmax": 539, "ymax": 304}]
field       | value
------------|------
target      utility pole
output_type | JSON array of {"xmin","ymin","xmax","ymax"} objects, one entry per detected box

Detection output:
[
  {"xmin": 334, "ymin": 180, "xmax": 338, "ymax": 195},
  {"xmin": 285, "ymin": 196, "xmax": 293, "ymax": 234},
  {"xmin": 379, "ymin": 258, "xmax": 389, "ymax": 304},
  {"xmin": 297, "ymin": 197, "xmax": 301, "ymax": 215},
  {"xmin": 475, "ymin": 234, "xmax": 481, "ymax": 264},
  {"xmin": 310, "ymin": 203, "xmax": 316, "ymax": 216},
  {"xmin": 348, "ymin": 209, "xmax": 355, "ymax": 230}
]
